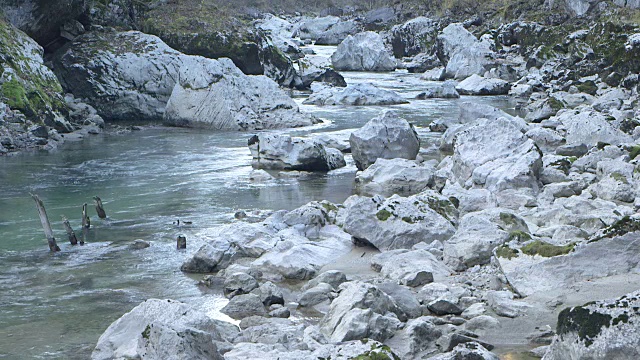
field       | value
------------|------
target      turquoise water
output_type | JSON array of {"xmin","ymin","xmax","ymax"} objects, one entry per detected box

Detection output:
[{"xmin": 0, "ymin": 66, "xmax": 515, "ymax": 358}]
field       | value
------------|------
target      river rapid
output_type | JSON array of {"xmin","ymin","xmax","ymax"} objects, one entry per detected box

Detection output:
[{"xmin": 0, "ymin": 46, "xmax": 515, "ymax": 359}]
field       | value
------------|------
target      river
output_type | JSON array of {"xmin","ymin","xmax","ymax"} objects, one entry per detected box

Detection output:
[{"xmin": 0, "ymin": 46, "xmax": 515, "ymax": 359}]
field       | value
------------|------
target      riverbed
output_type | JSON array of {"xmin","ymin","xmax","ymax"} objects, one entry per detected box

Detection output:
[{"xmin": 0, "ymin": 46, "xmax": 516, "ymax": 359}]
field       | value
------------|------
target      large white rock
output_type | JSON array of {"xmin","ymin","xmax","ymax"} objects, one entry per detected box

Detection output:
[
  {"xmin": 350, "ymin": 111, "xmax": 420, "ymax": 171},
  {"xmin": 315, "ymin": 20, "xmax": 361, "ymax": 45},
  {"xmin": 451, "ymin": 117, "xmax": 541, "ymax": 192},
  {"xmin": 248, "ymin": 134, "xmax": 346, "ymax": 171},
  {"xmin": 436, "ymin": 23, "xmax": 496, "ymax": 80},
  {"xmin": 303, "ymin": 83, "xmax": 408, "ymax": 106},
  {"xmin": 319, "ymin": 281, "xmax": 405, "ymax": 342},
  {"xmin": 386, "ymin": 16, "xmax": 439, "ymax": 58},
  {"xmin": 295, "ymin": 16, "xmax": 340, "ymax": 40},
  {"xmin": 91, "ymin": 299, "xmax": 228, "ymax": 360},
  {"xmin": 355, "ymin": 158, "xmax": 436, "ymax": 197},
  {"xmin": 497, "ymin": 232, "xmax": 640, "ymax": 297},
  {"xmin": 251, "ymin": 226, "xmax": 352, "ymax": 280},
  {"xmin": 164, "ymin": 57, "xmax": 316, "ymax": 130},
  {"xmin": 342, "ymin": 192, "xmax": 456, "ymax": 251},
  {"xmin": 554, "ymin": 107, "xmax": 633, "ymax": 146},
  {"xmin": 331, "ymin": 31, "xmax": 396, "ymax": 72},
  {"xmin": 455, "ymin": 74, "xmax": 511, "ymax": 96},
  {"xmin": 543, "ymin": 290, "xmax": 640, "ymax": 360},
  {"xmin": 371, "ymin": 249, "xmax": 452, "ymax": 286},
  {"xmin": 416, "ymin": 80, "xmax": 460, "ymax": 99},
  {"xmin": 255, "ymin": 15, "xmax": 300, "ymax": 57},
  {"xmin": 444, "ymin": 208, "xmax": 529, "ymax": 271}
]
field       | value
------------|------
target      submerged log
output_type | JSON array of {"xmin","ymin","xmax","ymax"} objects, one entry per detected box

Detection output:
[
  {"xmin": 177, "ymin": 235, "xmax": 186, "ymax": 249},
  {"xmin": 62, "ymin": 216, "xmax": 79, "ymax": 245},
  {"xmin": 30, "ymin": 194, "xmax": 60, "ymax": 252},
  {"xmin": 93, "ymin": 196, "xmax": 107, "ymax": 219}
]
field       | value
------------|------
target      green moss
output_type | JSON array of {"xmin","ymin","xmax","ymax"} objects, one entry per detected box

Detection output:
[
  {"xmin": 577, "ymin": 81, "xmax": 598, "ymax": 95},
  {"xmin": 376, "ymin": 209, "xmax": 392, "ymax": 221},
  {"xmin": 0, "ymin": 17, "xmax": 67, "ymax": 122},
  {"xmin": 509, "ymin": 230, "xmax": 532, "ymax": 242},
  {"xmin": 496, "ymin": 244, "xmax": 519, "ymax": 260},
  {"xmin": 350, "ymin": 340, "xmax": 400, "ymax": 360},
  {"xmin": 321, "ymin": 202, "xmax": 338, "ymax": 213},
  {"xmin": 423, "ymin": 197, "xmax": 457, "ymax": 222},
  {"xmin": 548, "ymin": 97, "xmax": 565, "ymax": 111},
  {"xmin": 595, "ymin": 216, "xmax": 640, "ymax": 240},
  {"xmin": 557, "ymin": 305, "xmax": 612, "ymax": 347},
  {"xmin": 499, "ymin": 212, "xmax": 525, "ymax": 229},
  {"xmin": 610, "ymin": 172, "xmax": 629, "ymax": 184},
  {"xmin": 1, "ymin": 78, "xmax": 28, "ymax": 110},
  {"xmin": 629, "ymin": 145, "xmax": 640, "ymax": 160},
  {"xmin": 521, "ymin": 241, "xmax": 575, "ymax": 257},
  {"xmin": 141, "ymin": 324, "xmax": 151, "ymax": 340}
]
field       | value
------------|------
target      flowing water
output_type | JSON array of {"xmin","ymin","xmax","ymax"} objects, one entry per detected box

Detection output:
[{"xmin": 0, "ymin": 46, "xmax": 516, "ymax": 359}]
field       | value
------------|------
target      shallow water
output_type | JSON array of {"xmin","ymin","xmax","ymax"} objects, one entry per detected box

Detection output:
[{"xmin": 0, "ymin": 46, "xmax": 517, "ymax": 359}]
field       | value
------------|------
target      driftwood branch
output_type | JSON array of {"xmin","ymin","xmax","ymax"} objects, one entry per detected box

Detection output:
[
  {"xmin": 30, "ymin": 194, "xmax": 60, "ymax": 252},
  {"xmin": 93, "ymin": 196, "xmax": 106, "ymax": 219},
  {"xmin": 62, "ymin": 216, "xmax": 78, "ymax": 246}
]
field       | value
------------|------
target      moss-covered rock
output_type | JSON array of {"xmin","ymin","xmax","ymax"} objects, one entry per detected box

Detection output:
[
  {"xmin": 545, "ymin": 291, "xmax": 640, "ymax": 359},
  {"xmin": 0, "ymin": 14, "xmax": 69, "ymax": 133}
]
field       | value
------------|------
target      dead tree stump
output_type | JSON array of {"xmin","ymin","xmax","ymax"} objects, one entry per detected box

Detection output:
[
  {"xmin": 62, "ymin": 216, "xmax": 78, "ymax": 245},
  {"xmin": 30, "ymin": 194, "xmax": 60, "ymax": 252},
  {"xmin": 93, "ymin": 196, "xmax": 107, "ymax": 219},
  {"xmin": 177, "ymin": 235, "xmax": 187, "ymax": 249}
]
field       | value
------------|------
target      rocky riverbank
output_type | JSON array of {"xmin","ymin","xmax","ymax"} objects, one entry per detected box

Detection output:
[{"xmin": 1, "ymin": 0, "xmax": 640, "ymax": 359}]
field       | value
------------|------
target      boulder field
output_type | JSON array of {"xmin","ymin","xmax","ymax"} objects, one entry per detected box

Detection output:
[{"xmin": 1, "ymin": 2, "xmax": 639, "ymax": 360}]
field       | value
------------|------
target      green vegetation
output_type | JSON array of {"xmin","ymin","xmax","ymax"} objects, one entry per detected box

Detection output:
[
  {"xmin": 141, "ymin": 324, "xmax": 151, "ymax": 339},
  {"xmin": 595, "ymin": 216, "xmax": 640, "ymax": 240},
  {"xmin": 376, "ymin": 209, "xmax": 392, "ymax": 221},
  {"xmin": 521, "ymin": 241, "xmax": 575, "ymax": 257},
  {"xmin": 548, "ymin": 97, "xmax": 565, "ymax": 112},
  {"xmin": 629, "ymin": 145, "xmax": 640, "ymax": 160},
  {"xmin": 610, "ymin": 172, "xmax": 629, "ymax": 184},
  {"xmin": 577, "ymin": 80, "xmax": 598, "ymax": 95},
  {"xmin": 351, "ymin": 341, "xmax": 401, "ymax": 360},
  {"xmin": 1, "ymin": 77, "xmax": 27, "ymax": 110},
  {"xmin": 496, "ymin": 244, "xmax": 519, "ymax": 260},
  {"xmin": 508, "ymin": 230, "xmax": 532, "ymax": 242}
]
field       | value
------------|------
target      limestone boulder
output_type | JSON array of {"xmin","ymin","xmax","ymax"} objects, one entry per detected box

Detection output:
[
  {"xmin": 248, "ymin": 134, "xmax": 346, "ymax": 172},
  {"xmin": 164, "ymin": 57, "xmax": 317, "ymax": 130},
  {"xmin": 331, "ymin": 31, "xmax": 396, "ymax": 72},
  {"xmin": 342, "ymin": 192, "xmax": 456, "ymax": 251},
  {"xmin": 455, "ymin": 74, "xmax": 511, "ymax": 96},
  {"xmin": 350, "ymin": 111, "xmax": 420, "ymax": 171},
  {"xmin": 436, "ymin": 23, "xmax": 496, "ymax": 80},
  {"xmin": 91, "ymin": 299, "xmax": 229, "ymax": 360},
  {"xmin": 355, "ymin": 158, "xmax": 436, "ymax": 197},
  {"xmin": 303, "ymin": 83, "xmax": 408, "ymax": 106}
]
